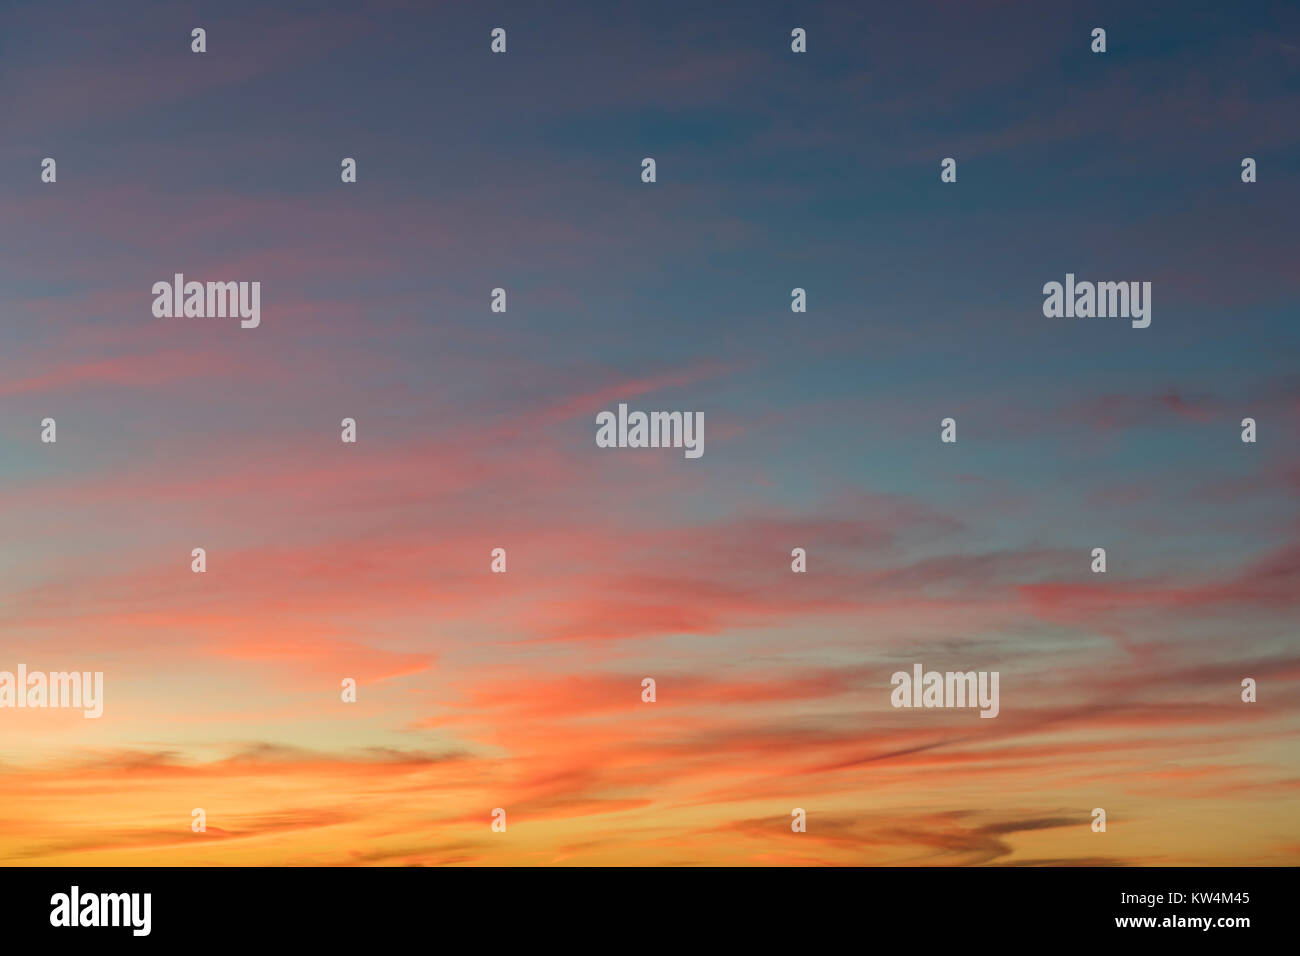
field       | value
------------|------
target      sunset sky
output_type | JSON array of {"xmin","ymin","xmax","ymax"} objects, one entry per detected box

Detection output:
[{"xmin": 1, "ymin": 0, "xmax": 1298, "ymax": 866}]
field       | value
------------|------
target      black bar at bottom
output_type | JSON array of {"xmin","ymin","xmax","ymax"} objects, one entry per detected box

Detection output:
[{"xmin": 0, "ymin": 866, "xmax": 1287, "ymax": 943}]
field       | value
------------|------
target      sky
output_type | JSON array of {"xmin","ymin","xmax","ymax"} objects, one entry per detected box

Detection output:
[{"xmin": 0, "ymin": 0, "xmax": 1297, "ymax": 866}]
